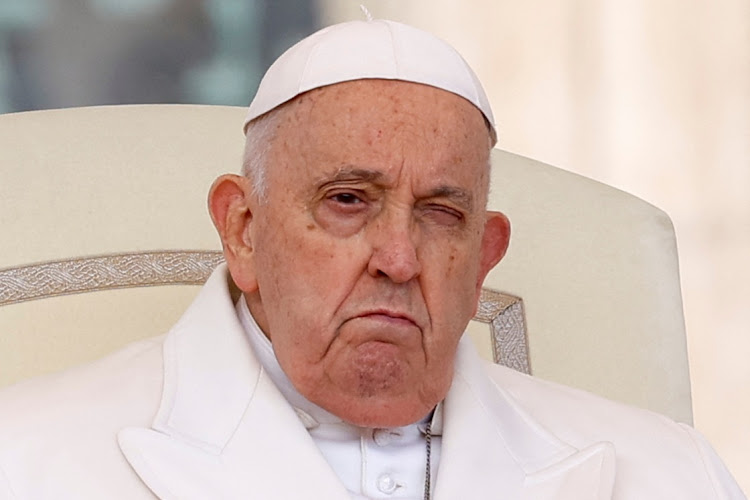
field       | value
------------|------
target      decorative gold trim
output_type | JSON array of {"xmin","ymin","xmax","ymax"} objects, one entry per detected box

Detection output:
[
  {"xmin": 0, "ymin": 251, "xmax": 530, "ymax": 373},
  {"xmin": 475, "ymin": 289, "xmax": 531, "ymax": 374},
  {"xmin": 0, "ymin": 251, "xmax": 224, "ymax": 306}
]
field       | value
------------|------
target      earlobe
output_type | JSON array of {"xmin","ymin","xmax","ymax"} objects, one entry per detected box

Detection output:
[
  {"xmin": 477, "ymin": 211, "xmax": 511, "ymax": 284},
  {"xmin": 208, "ymin": 174, "xmax": 259, "ymax": 292}
]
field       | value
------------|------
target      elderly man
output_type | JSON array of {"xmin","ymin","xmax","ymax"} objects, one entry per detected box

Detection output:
[{"xmin": 0, "ymin": 19, "xmax": 745, "ymax": 500}]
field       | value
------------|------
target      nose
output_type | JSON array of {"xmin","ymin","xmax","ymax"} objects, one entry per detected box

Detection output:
[{"xmin": 366, "ymin": 211, "xmax": 421, "ymax": 283}]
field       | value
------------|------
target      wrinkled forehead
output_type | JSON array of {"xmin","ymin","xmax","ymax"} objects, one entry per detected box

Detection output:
[{"xmin": 264, "ymin": 80, "xmax": 493, "ymax": 201}]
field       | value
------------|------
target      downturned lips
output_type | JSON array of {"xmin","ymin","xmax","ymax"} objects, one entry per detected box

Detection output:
[
  {"xmin": 339, "ymin": 308, "xmax": 426, "ymax": 349},
  {"xmin": 354, "ymin": 309, "xmax": 419, "ymax": 328}
]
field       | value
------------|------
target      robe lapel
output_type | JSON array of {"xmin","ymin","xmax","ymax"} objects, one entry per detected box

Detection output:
[
  {"xmin": 117, "ymin": 266, "xmax": 350, "ymax": 500},
  {"xmin": 521, "ymin": 442, "xmax": 616, "ymax": 500},
  {"xmin": 434, "ymin": 340, "xmax": 616, "ymax": 500}
]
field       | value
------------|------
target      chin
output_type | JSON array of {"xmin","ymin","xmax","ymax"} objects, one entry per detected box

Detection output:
[{"xmin": 328, "ymin": 394, "xmax": 439, "ymax": 428}]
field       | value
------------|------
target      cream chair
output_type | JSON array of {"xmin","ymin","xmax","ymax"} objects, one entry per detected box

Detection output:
[{"xmin": 0, "ymin": 104, "xmax": 692, "ymax": 424}]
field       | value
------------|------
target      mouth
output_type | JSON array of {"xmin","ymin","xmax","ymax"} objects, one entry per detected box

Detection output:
[
  {"xmin": 355, "ymin": 309, "xmax": 418, "ymax": 328},
  {"xmin": 337, "ymin": 308, "xmax": 424, "ymax": 350}
]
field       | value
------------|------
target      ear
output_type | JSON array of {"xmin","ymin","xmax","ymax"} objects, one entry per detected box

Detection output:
[
  {"xmin": 476, "ymin": 211, "xmax": 511, "ymax": 290},
  {"xmin": 208, "ymin": 174, "xmax": 259, "ymax": 293}
]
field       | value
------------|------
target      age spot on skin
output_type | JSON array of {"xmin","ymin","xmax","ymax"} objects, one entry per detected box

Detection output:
[{"xmin": 446, "ymin": 250, "xmax": 457, "ymax": 273}]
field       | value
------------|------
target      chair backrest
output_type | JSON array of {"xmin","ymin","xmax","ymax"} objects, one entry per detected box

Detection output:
[
  {"xmin": 472, "ymin": 149, "xmax": 692, "ymax": 423},
  {"xmin": 0, "ymin": 104, "xmax": 692, "ymax": 423}
]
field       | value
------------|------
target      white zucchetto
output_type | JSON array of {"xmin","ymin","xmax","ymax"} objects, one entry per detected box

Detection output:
[{"xmin": 243, "ymin": 19, "xmax": 495, "ymax": 141}]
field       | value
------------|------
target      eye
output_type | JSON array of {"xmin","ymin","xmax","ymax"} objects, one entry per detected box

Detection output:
[
  {"xmin": 422, "ymin": 204, "xmax": 464, "ymax": 226},
  {"xmin": 315, "ymin": 189, "xmax": 371, "ymax": 236},
  {"xmin": 322, "ymin": 190, "xmax": 370, "ymax": 216},
  {"xmin": 330, "ymin": 192, "xmax": 363, "ymax": 205}
]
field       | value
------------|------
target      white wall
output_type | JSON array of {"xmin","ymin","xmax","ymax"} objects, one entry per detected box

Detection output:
[{"xmin": 320, "ymin": 0, "xmax": 750, "ymax": 492}]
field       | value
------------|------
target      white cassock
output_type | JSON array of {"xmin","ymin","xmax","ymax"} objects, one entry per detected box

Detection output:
[{"xmin": 0, "ymin": 265, "xmax": 745, "ymax": 499}]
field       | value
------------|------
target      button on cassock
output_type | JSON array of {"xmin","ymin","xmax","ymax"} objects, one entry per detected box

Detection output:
[{"xmin": 376, "ymin": 473, "xmax": 398, "ymax": 494}]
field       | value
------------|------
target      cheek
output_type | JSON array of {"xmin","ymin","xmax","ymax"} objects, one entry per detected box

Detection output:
[
  {"xmin": 253, "ymin": 217, "xmax": 368, "ymax": 344},
  {"xmin": 420, "ymin": 243, "xmax": 482, "ymax": 334},
  {"xmin": 421, "ymin": 238, "xmax": 479, "ymax": 287}
]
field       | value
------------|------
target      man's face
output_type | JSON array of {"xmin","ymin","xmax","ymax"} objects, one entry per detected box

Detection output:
[{"xmin": 218, "ymin": 79, "xmax": 508, "ymax": 427}]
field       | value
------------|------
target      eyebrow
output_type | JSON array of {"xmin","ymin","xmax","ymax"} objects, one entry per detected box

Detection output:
[
  {"xmin": 318, "ymin": 166, "xmax": 475, "ymax": 211},
  {"xmin": 322, "ymin": 167, "xmax": 385, "ymax": 184}
]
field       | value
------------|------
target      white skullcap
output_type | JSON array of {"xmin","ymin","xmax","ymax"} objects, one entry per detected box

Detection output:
[{"xmin": 243, "ymin": 19, "xmax": 495, "ymax": 140}]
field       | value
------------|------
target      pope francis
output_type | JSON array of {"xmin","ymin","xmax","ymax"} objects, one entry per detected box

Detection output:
[{"xmin": 0, "ymin": 19, "xmax": 745, "ymax": 500}]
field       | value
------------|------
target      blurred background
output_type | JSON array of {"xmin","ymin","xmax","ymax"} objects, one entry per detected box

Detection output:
[{"xmin": 0, "ymin": 0, "xmax": 747, "ymax": 492}]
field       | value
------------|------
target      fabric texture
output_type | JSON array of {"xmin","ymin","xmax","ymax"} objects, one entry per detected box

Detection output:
[{"xmin": 0, "ymin": 265, "xmax": 744, "ymax": 499}]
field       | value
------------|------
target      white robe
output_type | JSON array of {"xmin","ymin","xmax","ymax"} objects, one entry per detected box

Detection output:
[{"xmin": 0, "ymin": 265, "xmax": 744, "ymax": 499}]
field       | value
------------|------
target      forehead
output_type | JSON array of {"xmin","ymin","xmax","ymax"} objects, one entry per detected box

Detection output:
[{"xmin": 268, "ymin": 80, "xmax": 492, "ymax": 193}]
